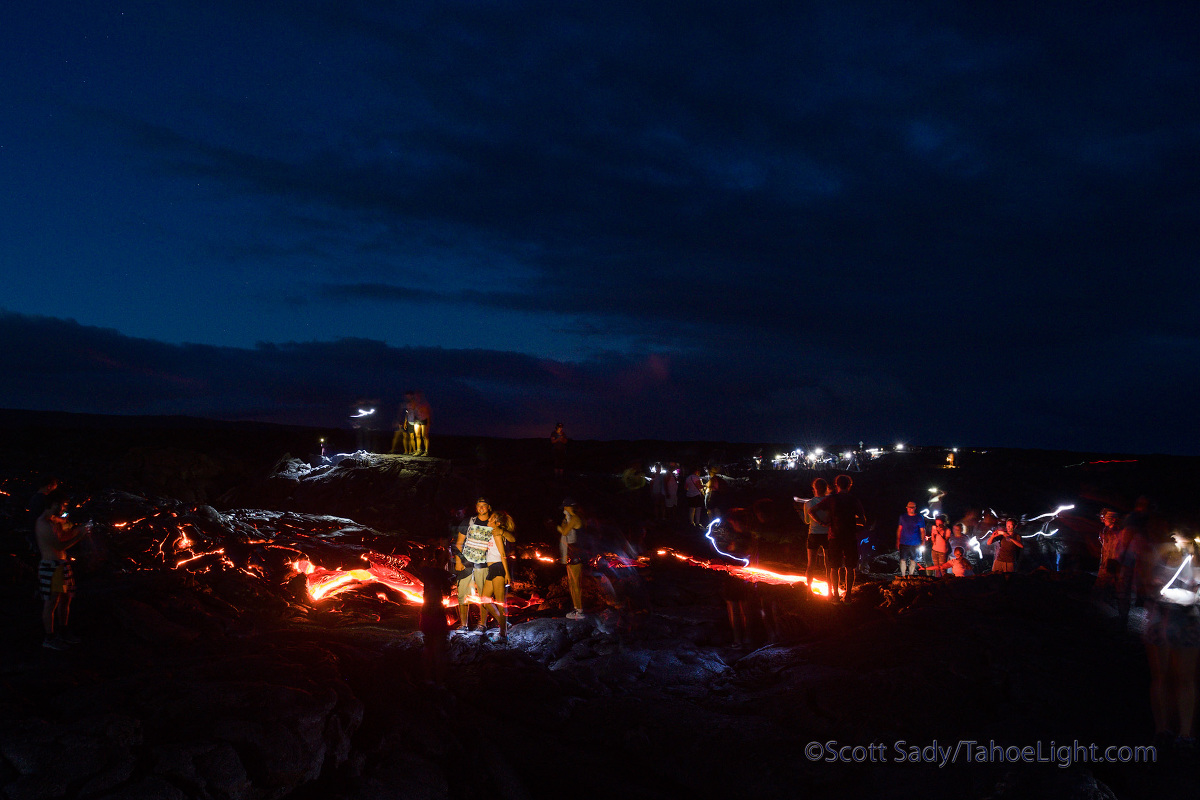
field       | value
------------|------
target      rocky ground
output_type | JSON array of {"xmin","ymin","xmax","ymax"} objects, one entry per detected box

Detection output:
[{"xmin": 1, "ymin": 413, "xmax": 1197, "ymax": 799}]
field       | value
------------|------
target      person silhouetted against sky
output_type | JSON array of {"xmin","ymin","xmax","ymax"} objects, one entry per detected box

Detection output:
[{"xmin": 550, "ymin": 422, "xmax": 567, "ymax": 478}]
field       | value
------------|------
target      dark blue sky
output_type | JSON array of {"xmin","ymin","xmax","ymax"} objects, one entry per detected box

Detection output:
[{"xmin": 2, "ymin": 2, "xmax": 1198, "ymax": 453}]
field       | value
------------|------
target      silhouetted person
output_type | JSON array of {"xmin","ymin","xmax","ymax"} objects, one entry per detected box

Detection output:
[
  {"xmin": 1144, "ymin": 531, "xmax": 1200, "ymax": 750},
  {"xmin": 1117, "ymin": 497, "xmax": 1155, "ymax": 629},
  {"xmin": 35, "ymin": 491, "xmax": 92, "ymax": 649},
  {"xmin": 550, "ymin": 422, "xmax": 567, "ymax": 478},
  {"xmin": 826, "ymin": 474, "xmax": 866, "ymax": 602},
  {"xmin": 25, "ymin": 475, "xmax": 58, "ymax": 552},
  {"xmin": 390, "ymin": 403, "xmax": 411, "ymax": 454},
  {"xmin": 803, "ymin": 478, "xmax": 831, "ymax": 596},
  {"xmin": 410, "ymin": 391, "xmax": 431, "ymax": 456},
  {"xmin": 419, "ymin": 564, "xmax": 452, "ymax": 685},
  {"xmin": 684, "ymin": 468, "xmax": 705, "ymax": 527},
  {"xmin": 1095, "ymin": 508, "xmax": 1123, "ymax": 604}
]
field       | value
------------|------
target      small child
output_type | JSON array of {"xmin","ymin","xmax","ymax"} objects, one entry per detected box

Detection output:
[
  {"xmin": 941, "ymin": 546, "xmax": 974, "ymax": 578},
  {"xmin": 419, "ymin": 565, "xmax": 452, "ymax": 685},
  {"xmin": 921, "ymin": 546, "xmax": 974, "ymax": 577}
]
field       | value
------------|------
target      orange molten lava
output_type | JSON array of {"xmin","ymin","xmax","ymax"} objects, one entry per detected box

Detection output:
[{"xmin": 655, "ymin": 549, "xmax": 830, "ymax": 596}]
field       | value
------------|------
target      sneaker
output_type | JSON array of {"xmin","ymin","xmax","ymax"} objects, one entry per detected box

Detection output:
[
  {"xmin": 566, "ymin": 610, "xmax": 585, "ymax": 620},
  {"xmin": 60, "ymin": 631, "xmax": 83, "ymax": 645},
  {"xmin": 42, "ymin": 636, "xmax": 70, "ymax": 651}
]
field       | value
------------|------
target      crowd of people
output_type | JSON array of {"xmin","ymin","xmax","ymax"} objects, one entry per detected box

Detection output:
[{"xmin": 14, "ymin": 430, "xmax": 1200, "ymax": 752}]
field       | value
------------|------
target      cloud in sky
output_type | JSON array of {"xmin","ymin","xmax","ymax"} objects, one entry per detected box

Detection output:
[
  {"xmin": 4, "ymin": 311, "xmax": 1197, "ymax": 454},
  {"xmin": 1, "ymin": 2, "xmax": 1197, "ymax": 452}
]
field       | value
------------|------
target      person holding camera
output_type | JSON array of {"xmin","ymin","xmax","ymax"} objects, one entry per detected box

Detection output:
[
  {"xmin": 35, "ymin": 491, "xmax": 92, "ymax": 650},
  {"xmin": 987, "ymin": 518, "xmax": 1024, "ymax": 573}
]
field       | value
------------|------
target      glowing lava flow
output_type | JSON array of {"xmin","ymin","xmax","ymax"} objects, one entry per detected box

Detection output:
[
  {"xmin": 656, "ymin": 546, "xmax": 831, "ymax": 596},
  {"xmin": 291, "ymin": 557, "xmax": 425, "ymax": 604}
]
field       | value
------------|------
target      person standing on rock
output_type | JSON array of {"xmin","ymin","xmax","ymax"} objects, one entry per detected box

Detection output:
[
  {"xmin": 453, "ymin": 498, "xmax": 495, "ymax": 631},
  {"xmin": 803, "ymin": 477, "xmax": 832, "ymax": 596},
  {"xmin": 550, "ymin": 422, "xmax": 567, "ymax": 478},
  {"xmin": 481, "ymin": 510, "xmax": 516, "ymax": 641},
  {"xmin": 35, "ymin": 491, "xmax": 92, "ymax": 650},
  {"xmin": 558, "ymin": 499, "xmax": 585, "ymax": 619},
  {"xmin": 684, "ymin": 468, "xmax": 705, "ymax": 528},
  {"xmin": 410, "ymin": 392, "xmax": 431, "ymax": 456},
  {"xmin": 896, "ymin": 501, "xmax": 927, "ymax": 578},
  {"xmin": 24, "ymin": 475, "xmax": 59, "ymax": 553},
  {"xmin": 1094, "ymin": 509, "xmax": 1124, "ymax": 604},
  {"xmin": 987, "ymin": 518, "xmax": 1024, "ymax": 574},
  {"xmin": 650, "ymin": 464, "xmax": 666, "ymax": 521},
  {"xmin": 390, "ymin": 402, "xmax": 411, "ymax": 455},
  {"xmin": 928, "ymin": 517, "xmax": 951, "ymax": 574},
  {"xmin": 827, "ymin": 474, "xmax": 867, "ymax": 602},
  {"xmin": 665, "ymin": 463, "xmax": 679, "ymax": 519}
]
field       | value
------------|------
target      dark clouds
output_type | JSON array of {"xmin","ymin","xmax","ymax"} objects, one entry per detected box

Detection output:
[
  {"xmin": 4, "ymin": 311, "xmax": 1197, "ymax": 454},
  {"xmin": 1, "ymin": 2, "xmax": 1198, "ymax": 452}
]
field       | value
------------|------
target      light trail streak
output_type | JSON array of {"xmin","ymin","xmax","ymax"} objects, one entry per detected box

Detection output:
[
  {"xmin": 704, "ymin": 518, "xmax": 749, "ymax": 567},
  {"xmin": 1160, "ymin": 554, "xmax": 1194, "ymax": 596},
  {"xmin": 656, "ymin": 546, "xmax": 830, "ymax": 596},
  {"xmin": 1028, "ymin": 504, "xmax": 1075, "ymax": 522}
]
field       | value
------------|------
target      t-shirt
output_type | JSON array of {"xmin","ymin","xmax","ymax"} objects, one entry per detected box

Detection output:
[
  {"xmin": 459, "ymin": 517, "xmax": 493, "ymax": 565},
  {"xmin": 684, "ymin": 475, "xmax": 704, "ymax": 498},
  {"xmin": 897, "ymin": 514, "xmax": 926, "ymax": 546},
  {"xmin": 559, "ymin": 514, "xmax": 581, "ymax": 564},
  {"xmin": 805, "ymin": 497, "xmax": 830, "ymax": 537},
  {"xmin": 943, "ymin": 557, "xmax": 972, "ymax": 577},
  {"xmin": 929, "ymin": 525, "xmax": 950, "ymax": 553},
  {"xmin": 828, "ymin": 492, "xmax": 866, "ymax": 541},
  {"xmin": 994, "ymin": 533, "xmax": 1021, "ymax": 563}
]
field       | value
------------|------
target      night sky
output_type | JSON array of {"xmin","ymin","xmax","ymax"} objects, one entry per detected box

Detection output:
[{"xmin": 3, "ymin": 2, "xmax": 1198, "ymax": 453}]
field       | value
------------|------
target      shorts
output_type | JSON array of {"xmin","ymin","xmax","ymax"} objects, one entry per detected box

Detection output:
[
  {"xmin": 39, "ymin": 560, "xmax": 75, "ymax": 599},
  {"xmin": 687, "ymin": 494, "xmax": 703, "ymax": 509},
  {"xmin": 1142, "ymin": 604, "xmax": 1200, "ymax": 647},
  {"xmin": 992, "ymin": 559, "xmax": 1016, "ymax": 574},
  {"xmin": 1144, "ymin": 602, "xmax": 1200, "ymax": 648},
  {"xmin": 931, "ymin": 550, "xmax": 948, "ymax": 567},
  {"xmin": 898, "ymin": 544, "xmax": 921, "ymax": 562},
  {"xmin": 807, "ymin": 533, "xmax": 829, "ymax": 553},
  {"xmin": 457, "ymin": 565, "xmax": 488, "ymax": 602},
  {"xmin": 827, "ymin": 537, "xmax": 857, "ymax": 570},
  {"xmin": 485, "ymin": 561, "xmax": 506, "ymax": 581}
]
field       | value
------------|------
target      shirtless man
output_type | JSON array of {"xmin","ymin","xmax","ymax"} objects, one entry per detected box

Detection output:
[{"xmin": 35, "ymin": 491, "xmax": 92, "ymax": 649}]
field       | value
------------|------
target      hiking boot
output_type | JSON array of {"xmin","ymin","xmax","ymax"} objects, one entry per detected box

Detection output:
[{"xmin": 566, "ymin": 610, "xmax": 585, "ymax": 620}]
